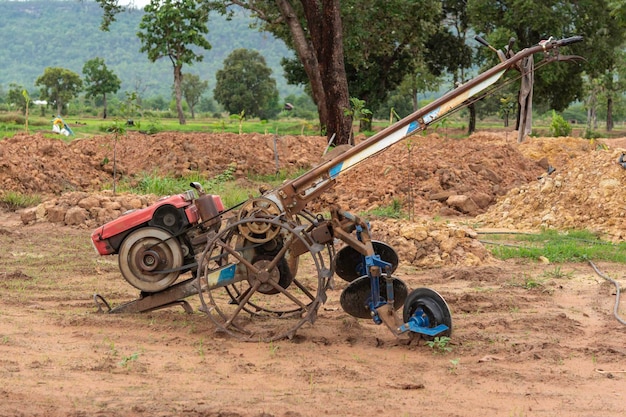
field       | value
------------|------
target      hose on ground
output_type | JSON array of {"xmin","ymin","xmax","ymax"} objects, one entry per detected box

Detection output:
[{"xmin": 588, "ymin": 260, "xmax": 626, "ymax": 326}]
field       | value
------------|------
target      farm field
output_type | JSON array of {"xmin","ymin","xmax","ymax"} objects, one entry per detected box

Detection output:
[{"xmin": 0, "ymin": 130, "xmax": 625, "ymax": 416}]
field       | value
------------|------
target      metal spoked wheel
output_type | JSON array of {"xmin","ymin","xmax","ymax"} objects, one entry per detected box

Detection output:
[
  {"xmin": 118, "ymin": 227, "xmax": 183, "ymax": 292},
  {"xmin": 402, "ymin": 287, "xmax": 452, "ymax": 339},
  {"xmin": 197, "ymin": 216, "xmax": 332, "ymax": 342}
]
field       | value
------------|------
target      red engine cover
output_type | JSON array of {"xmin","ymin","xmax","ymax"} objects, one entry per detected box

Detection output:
[{"xmin": 91, "ymin": 193, "xmax": 198, "ymax": 255}]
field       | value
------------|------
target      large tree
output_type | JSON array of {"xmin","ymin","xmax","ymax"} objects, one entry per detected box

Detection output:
[
  {"xmin": 35, "ymin": 67, "xmax": 83, "ymax": 115},
  {"xmin": 82, "ymin": 57, "xmax": 122, "ymax": 119},
  {"xmin": 214, "ymin": 48, "xmax": 280, "ymax": 119},
  {"xmin": 137, "ymin": 0, "xmax": 212, "ymax": 125},
  {"xmin": 7, "ymin": 83, "xmax": 29, "ymax": 115},
  {"xmin": 95, "ymin": 0, "xmax": 433, "ymax": 144}
]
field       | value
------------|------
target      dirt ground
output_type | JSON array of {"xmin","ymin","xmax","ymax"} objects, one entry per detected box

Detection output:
[{"xmin": 0, "ymin": 130, "xmax": 625, "ymax": 416}]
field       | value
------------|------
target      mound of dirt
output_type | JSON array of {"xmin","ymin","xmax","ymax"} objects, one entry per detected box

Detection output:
[
  {"xmin": 0, "ymin": 131, "xmax": 327, "ymax": 195},
  {"xmin": 477, "ymin": 140, "xmax": 626, "ymax": 241},
  {"xmin": 4, "ymin": 130, "xmax": 626, "ymax": 245}
]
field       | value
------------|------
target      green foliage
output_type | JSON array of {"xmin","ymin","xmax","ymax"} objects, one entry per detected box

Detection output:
[
  {"xmin": 82, "ymin": 57, "xmax": 121, "ymax": 118},
  {"xmin": 339, "ymin": 0, "xmax": 443, "ymax": 116},
  {"xmin": 0, "ymin": 191, "xmax": 42, "ymax": 210},
  {"xmin": 138, "ymin": 0, "xmax": 212, "ymax": 125},
  {"xmin": 7, "ymin": 84, "xmax": 28, "ymax": 114},
  {"xmin": 362, "ymin": 198, "xmax": 404, "ymax": 219},
  {"xmin": 35, "ymin": 67, "xmax": 83, "ymax": 115},
  {"xmin": 549, "ymin": 110, "xmax": 572, "ymax": 137},
  {"xmin": 0, "ymin": 2, "xmax": 297, "ymax": 101},
  {"xmin": 214, "ymin": 48, "xmax": 280, "ymax": 119},
  {"xmin": 181, "ymin": 73, "xmax": 209, "ymax": 119},
  {"xmin": 425, "ymin": 336, "xmax": 452, "ymax": 354},
  {"xmin": 583, "ymin": 129, "xmax": 602, "ymax": 139},
  {"xmin": 486, "ymin": 229, "xmax": 626, "ymax": 263}
]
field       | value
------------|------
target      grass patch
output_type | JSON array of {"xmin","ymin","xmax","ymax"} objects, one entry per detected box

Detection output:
[
  {"xmin": 361, "ymin": 198, "xmax": 405, "ymax": 219},
  {"xmin": 0, "ymin": 191, "xmax": 42, "ymax": 210},
  {"xmin": 483, "ymin": 229, "xmax": 626, "ymax": 263},
  {"xmin": 114, "ymin": 165, "xmax": 259, "ymax": 209}
]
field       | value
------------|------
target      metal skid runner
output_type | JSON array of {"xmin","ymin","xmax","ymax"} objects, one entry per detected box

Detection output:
[{"xmin": 92, "ymin": 35, "xmax": 583, "ymax": 344}]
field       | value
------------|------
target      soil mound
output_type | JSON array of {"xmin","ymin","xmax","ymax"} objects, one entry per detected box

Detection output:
[
  {"xmin": 478, "ymin": 137, "xmax": 626, "ymax": 241},
  {"xmin": 3, "ymin": 130, "xmax": 625, "ymax": 246}
]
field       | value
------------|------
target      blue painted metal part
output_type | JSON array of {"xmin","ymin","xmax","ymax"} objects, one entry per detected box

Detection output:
[
  {"xmin": 329, "ymin": 162, "xmax": 343, "ymax": 179},
  {"xmin": 407, "ymin": 120, "xmax": 420, "ymax": 134},
  {"xmin": 217, "ymin": 264, "xmax": 236, "ymax": 283},
  {"xmin": 365, "ymin": 254, "xmax": 392, "ymax": 324},
  {"xmin": 398, "ymin": 307, "xmax": 450, "ymax": 337}
]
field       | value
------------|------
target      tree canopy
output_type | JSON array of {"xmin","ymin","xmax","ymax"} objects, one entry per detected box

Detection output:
[
  {"xmin": 181, "ymin": 73, "xmax": 209, "ymax": 119},
  {"xmin": 83, "ymin": 57, "xmax": 122, "ymax": 119},
  {"xmin": 35, "ymin": 67, "xmax": 83, "ymax": 115},
  {"xmin": 92, "ymin": 0, "xmax": 626, "ymax": 133},
  {"xmin": 214, "ymin": 48, "xmax": 280, "ymax": 119}
]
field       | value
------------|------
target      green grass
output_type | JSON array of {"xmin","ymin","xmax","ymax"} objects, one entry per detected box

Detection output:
[
  {"xmin": 360, "ymin": 198, "xmax": 405, "ymax": 219},
  {"xmin": 0, "ymin": 113, "xmax": 326, "ymax": 140},
  {"xmin": 0, "ymin": 191, "xmax": 42, "ymax": 210},
  {"xmin": 483, "ymin": 229, "xmax": 626, "ymax": 263},
  {"xmin": 114, "ymin": 166, "xmax": 259, "ymax": 209}
]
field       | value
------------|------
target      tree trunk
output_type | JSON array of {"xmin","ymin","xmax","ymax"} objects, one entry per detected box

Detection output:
[
  {"xmin": 468, "ymin": 103, "xmax": 476, "ymax": 134},
  {"xmin": 360, "ymin": 118, "xmax": 372, "ymax": 133},
  {"xmin": 103, "ymin": 93, "xmax": 108, "ymax": 119},
  {"xmin": 276, "ymin": 0, "xmax": 329, "ymax": 129},
  {"xmin": 607, "ymin": 96, "xmax": 613, "ymax": 132},
  {"xmin": 301, "ymin": 0, "xmax": 352, "ymax": 145},
  {"xmin": 173, "ymin": 65, "xmax": 186, "ymax": 125}
]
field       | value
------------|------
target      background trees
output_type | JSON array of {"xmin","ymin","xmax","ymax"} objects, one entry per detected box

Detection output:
[
  {"xmin": 82, "ymin": 57, "xmax": 122, "ymax": 119},
  {"xmin": 35, "ymin": 67, "xmax": 83, "ymax": 115},
  {"xmin": 214, "ymin": 49, "xmax": 280, "ymax": 119},
  {"xmin": 181, "ymin": 74, "xmax": 209, "ymax": 119},
  {"xmin": 137, "ymin": 0, "xmax": 212, "ymax": 125},
  {"xmin": 7, "ymin": 84, "xmax": 29, "ymax": 115}
]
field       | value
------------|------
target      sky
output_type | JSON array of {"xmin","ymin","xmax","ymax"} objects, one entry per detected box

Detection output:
[{"xmin": 119, "ymin": 0, "xmax": 150, "ymax": 8}]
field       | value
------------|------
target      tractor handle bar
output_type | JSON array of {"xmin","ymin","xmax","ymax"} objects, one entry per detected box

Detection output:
[{"xmin": 271, "ymin": 35, "xmax": 583, "ymax": 215}]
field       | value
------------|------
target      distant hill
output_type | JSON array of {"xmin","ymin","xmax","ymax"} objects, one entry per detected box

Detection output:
[{"xmin": 0, "ymin": 0, "xmax": 301, "ymax": 100}]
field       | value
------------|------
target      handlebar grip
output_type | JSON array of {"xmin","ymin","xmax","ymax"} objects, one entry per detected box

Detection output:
[
  {"xmin": 558, "ymin": 35, "xmax": 583, "ymax": 46},
  {"xmin": 474, "ymin": 35, "xmax": 490, "ymax": 48}
]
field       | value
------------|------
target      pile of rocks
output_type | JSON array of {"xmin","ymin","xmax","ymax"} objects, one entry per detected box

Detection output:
[
  {"xmin": 20, "ymin": 191, "xmax": 157, "ymax": 228},
  {"xmin": 477, "ymin": 145, "xmax": 626, "ymax": 241},
  {"xmin": 369, "ymin": 218, "xmax": 496, "ymax": 268}
]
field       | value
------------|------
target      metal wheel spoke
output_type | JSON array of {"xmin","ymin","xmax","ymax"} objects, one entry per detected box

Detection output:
[
  {"xmin": 264, "ymin": 280, "xmax": 308, "ymax": 310},
  {"xmin": 217, "ymin": 239, "xmax": 259, "ymax": 274},
  {"xmin": 291, "ymin": 277, "xmax": 316, "ymax": 302},
  {"xmin": 224, "ymin": 281, "xmax": 261, "ymax": 328}
]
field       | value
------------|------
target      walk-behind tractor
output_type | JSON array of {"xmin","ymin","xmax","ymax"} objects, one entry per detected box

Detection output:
[{"xmin": 92, "ymin": 36, "xmax": 583, "ymax": 342}]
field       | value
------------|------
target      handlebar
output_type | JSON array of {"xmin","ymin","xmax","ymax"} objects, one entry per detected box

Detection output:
[{"xmin": 554, "ymin": 35, "xmax": 584, "ymax": 46}]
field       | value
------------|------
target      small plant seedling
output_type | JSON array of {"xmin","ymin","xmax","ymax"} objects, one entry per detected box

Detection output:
[
  {"xmin": 543, "ymin": 265, "xmax": 573, "ymax": 279},
  {"xmin": 269, "ymin": 341, "xmax": 280, "ymax": 357},
  {"xmin": 425, "ymin": 336, "xmax": 452, "ymax": 354},
  {"xmin": 119, "ymin": 351, "xmax": 140, "ymax": 368},
  {"xmin": 448, "ymin": 358, "xmax": 460, "ymax": 374}
]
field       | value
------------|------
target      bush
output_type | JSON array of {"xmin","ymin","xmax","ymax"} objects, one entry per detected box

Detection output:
[
  {"xmin": 0, "ymin": 113, "xmax": 25, "ymax": 124},
  {"xmin": 549, "ymin": 110, "xmax": 572, "ymax": 137},
  {"xmin": 584, "ymin": 129, "xmax": 602, "ymax": 139}
]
